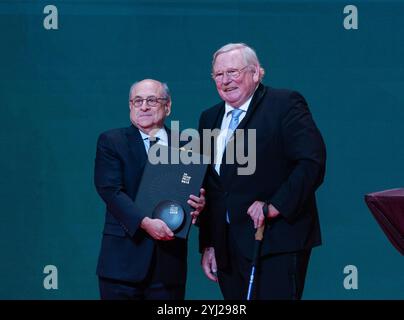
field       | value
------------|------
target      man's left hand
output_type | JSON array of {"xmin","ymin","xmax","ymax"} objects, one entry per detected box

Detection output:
[
  {"xmin": 188, "ymin": 188, "xmax": 206, "ymax": 224},
  {"xmin": 247, "ymin": 201, "xmax": 280, "ymax": 228}
]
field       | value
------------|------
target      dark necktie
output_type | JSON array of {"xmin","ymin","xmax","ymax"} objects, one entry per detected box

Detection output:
[
  {"xmin": 148, "ymin": 136, "xmax": 159, "ymax": 152},
  {"xmin": 147, "ymin": 137, "xmax": 160, "ymax": 153}
]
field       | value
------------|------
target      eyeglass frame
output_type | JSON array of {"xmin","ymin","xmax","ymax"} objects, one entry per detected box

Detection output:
[
  {"xmin": 211, "ymin": 65, "xmax": 251, "ymax": 82},
  {"xmin": 129, "ymin": 96, "xmax": 168, "ymax": 108}
]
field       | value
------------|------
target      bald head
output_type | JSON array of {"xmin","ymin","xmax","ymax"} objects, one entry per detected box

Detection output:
[{"xmin": 129, "ymin": 79, "xmax": 170, "ymax": 101}]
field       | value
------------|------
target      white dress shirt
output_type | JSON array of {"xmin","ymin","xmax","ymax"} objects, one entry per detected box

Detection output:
[
  {"xmin": 214, "ymin": 96, "xmax": 253, "ymax": 174},
  {"xmin": 139, "ymin": 127, "xmax": 168, "ymax": 152}
]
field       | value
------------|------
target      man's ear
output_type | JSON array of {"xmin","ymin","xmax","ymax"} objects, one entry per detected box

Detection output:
[
  {"xmin": 252, "ymin": 65, "xmax": 260, "ymax": 82},
  {"xmin": 165, "ymin": 99, "xmax": 172, "ymax": 116}
]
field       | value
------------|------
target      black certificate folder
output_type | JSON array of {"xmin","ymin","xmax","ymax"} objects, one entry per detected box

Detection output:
[{"xmin": 133, "ymin": 147, "xmax": 208, "ymax": 239}]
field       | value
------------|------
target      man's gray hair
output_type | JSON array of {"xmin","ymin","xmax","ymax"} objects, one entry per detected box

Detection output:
[
  {"xmin": 212, "ymin": 43, "xmax": 265, "ymax": 80},
  {"xmin": 129, "ymin": 81, "xmax": 171, "ymax": 100}
]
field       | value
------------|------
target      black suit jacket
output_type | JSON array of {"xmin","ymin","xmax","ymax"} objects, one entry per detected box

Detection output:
[
  {"xmin": 198, "ymin": 84, "xmax": 326, "ymax": 269},
  {"xmin": 94, "ymin": 125, "xmax": 187, "ymax": 284}
]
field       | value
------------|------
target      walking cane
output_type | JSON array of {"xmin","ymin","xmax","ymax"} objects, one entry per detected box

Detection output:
[{"xmin": 246, "ymin": 204, "xmax": 268, "ymax": 300}]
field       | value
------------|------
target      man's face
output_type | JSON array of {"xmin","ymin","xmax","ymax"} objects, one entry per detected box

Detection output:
[
  {"xmin": 213, "ymin": 49, "xmax": 259, "ymax": 107},
  {"xmin": 129, "ymin": 80, "xmax": 171, "ymax": 134}
]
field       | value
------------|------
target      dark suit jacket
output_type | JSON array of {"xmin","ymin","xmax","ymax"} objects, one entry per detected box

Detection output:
[
  {"xmin": 94, "ymin": 125, "xmax": 187, "ymax": 285},
  {"xmin": 198, "ymin": 84, "xmax": 326, "ymax": 269}
]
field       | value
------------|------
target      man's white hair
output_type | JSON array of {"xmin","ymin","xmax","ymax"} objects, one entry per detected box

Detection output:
[{"xmin": 212, "ymin": 43, "xmax": 265, "ymax": 80}]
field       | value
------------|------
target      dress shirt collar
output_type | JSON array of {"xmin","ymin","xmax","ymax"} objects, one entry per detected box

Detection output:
[
  {"xmin": 139, "ymin": 127, "xmax": 168, "ymax": 145},
  {"xmin": 224, "ymin": 95, "xmax": 252, "ymax": 118}
]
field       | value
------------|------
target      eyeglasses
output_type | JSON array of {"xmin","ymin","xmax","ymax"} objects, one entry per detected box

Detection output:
[
  {"xmin": 212, "ymin": 65, "xmax": 250, "ymax": 82},
  {"xmin": 130, "ymin": 96, "xmax": 168, "ymax": 108}
]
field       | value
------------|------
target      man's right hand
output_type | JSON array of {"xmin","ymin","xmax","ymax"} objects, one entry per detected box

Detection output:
[
  {"xmin": 201, "ymin": 247, "xmax": 218, "ymax": 282},
  {"xmin": 140, "ymin": 217, "xmax": 174, "ymax": 241}
]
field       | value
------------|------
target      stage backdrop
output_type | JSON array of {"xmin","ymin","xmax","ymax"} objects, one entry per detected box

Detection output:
[{"xmin": 1, "ymin": 0, "xmax": 403, "ymax": 299}]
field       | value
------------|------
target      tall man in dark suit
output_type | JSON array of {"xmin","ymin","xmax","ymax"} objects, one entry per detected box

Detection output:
[
  {"xmin": 199, "ymin": 43, "xmax": 326, "ymax": 300},
  {"xmin": 94, "ymin": 79, "xmax": 205, "ymax": 300}
]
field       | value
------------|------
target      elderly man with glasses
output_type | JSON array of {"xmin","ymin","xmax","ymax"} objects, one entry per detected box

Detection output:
[
  {"xmin": 198, "ymin": 43, "xmax": 326, "ymax": 300},
  {"xmin": 94, "ymin": 79, "xmax": 205, "ymax": 300}
]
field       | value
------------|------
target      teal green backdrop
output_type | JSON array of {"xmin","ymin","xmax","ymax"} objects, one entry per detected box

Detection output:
[{"xmin": 1, "ymin": 0, "xmax": 403, "ymax": 299}]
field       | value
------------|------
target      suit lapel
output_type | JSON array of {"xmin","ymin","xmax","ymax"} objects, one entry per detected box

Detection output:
[
  {"xmin": 208, "ymin": 103, "xmax": 226, "ymax": 130},
  {"xmin": 221, "ymin": 84, "xmax": 267, "ymax": 180},
  {"xmin": 165, "ymin": 126, "xmax": 172, "ymax": 146},
  {"xmin": 205, "ymin": 104, "xmax": 226, "ymax": 180},
  {"xmin": 236, "ymin": 83, "xmax": 267, "ymax": 130},
  {"xmin": 126, "ymin": 124, "xmax": 147, "ymax": 168}
]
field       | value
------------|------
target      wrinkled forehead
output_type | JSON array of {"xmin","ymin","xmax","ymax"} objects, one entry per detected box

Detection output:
[
  {"xmin": 213, "ymin": 49, "xmax": 245, "ymax": 71},
  {"xmin": 131, "ymin": 81, "xmax": 163, "ymax": 98}
]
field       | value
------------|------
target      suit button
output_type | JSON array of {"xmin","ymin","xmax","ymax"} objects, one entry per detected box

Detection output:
[{"xmin": 224, "ymin": 192, "xmax": 229, "ymax": 197}]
